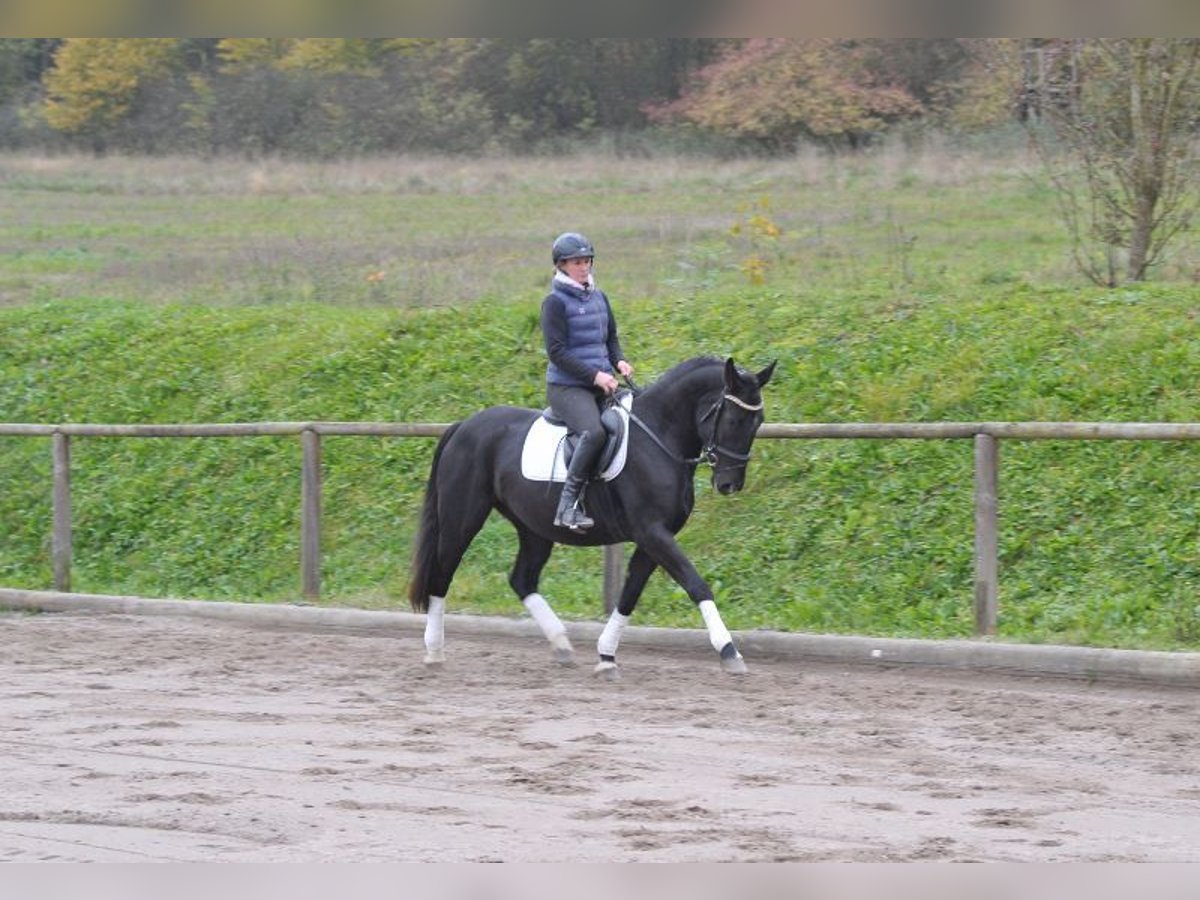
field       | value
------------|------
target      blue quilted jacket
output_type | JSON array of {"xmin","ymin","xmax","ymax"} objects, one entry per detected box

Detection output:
[{"xmin": 541, "ymin": 276, "xmax": 624, "ymax": 388}]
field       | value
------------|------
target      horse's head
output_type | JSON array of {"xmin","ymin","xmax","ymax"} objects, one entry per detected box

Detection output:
[{"xmin": 704, "ymin": 357, "xmax": 777, "ymax": 495}]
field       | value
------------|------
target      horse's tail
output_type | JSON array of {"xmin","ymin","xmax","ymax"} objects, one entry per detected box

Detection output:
[{"xmin": 408, "ymin": 421, "xmax": 462, "ymax": 613}]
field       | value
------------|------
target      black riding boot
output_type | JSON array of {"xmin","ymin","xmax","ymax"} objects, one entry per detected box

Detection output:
[{"xmin": 554, "ymin": 433, "xmax": 602, "ymax": 531}]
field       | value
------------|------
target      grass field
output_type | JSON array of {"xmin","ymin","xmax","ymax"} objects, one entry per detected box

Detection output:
[
  {"xmin": 0, "ymin": 136, "xmax": 1099, "ymax": 308},
  {"xmin": 3, "ymin": 138, "xmax": 1200, "ymax": 651}
]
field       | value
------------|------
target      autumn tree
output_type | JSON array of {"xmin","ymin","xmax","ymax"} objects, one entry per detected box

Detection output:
[
  {"xmin": 42, "ymin": 39, "xmax": 181, "ymax": 151},
  {"xmin": 215, "ymin": 39, "xmax": 426, "ymax": 76},
  {"xmin": 215, "ymin": 39, "xmax": 296, "ymax": 73},
  {"xmin": 278, "ymin": 39, "xmax": 427, "ymax": 75},
  {"xmin": 941, "ymin": 39, "xmax": 1025, "ymax": 129},
  {"xmin": 648, "ymin": 39, "xmax": 938, "ymax": 150},
  {"xmin": 1028, "ymin": 39, "xmax": 1200, "ymax": 284}
]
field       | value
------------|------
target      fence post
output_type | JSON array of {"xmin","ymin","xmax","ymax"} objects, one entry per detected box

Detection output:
[
  {"xmin": 52, "ymin": 431, "xmax": 71, "ymax": 592},
  {"xmin": 301, "ymin": 428, "xmax": 321, "ymax": 602},
  {"xmin": 603, "ymin": 544, "xmax": 624, "ymax": 614},
  {"xmin": 974, "ymin": 433, "xmax": 999, "ymax": 635}
]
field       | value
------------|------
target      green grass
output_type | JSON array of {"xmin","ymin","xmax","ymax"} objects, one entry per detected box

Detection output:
[{"xmin": 2, "ymin": 144, "xmax": 1200, "ymax": 652}]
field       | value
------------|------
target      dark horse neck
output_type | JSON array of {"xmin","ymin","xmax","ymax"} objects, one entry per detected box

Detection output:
[{"xmin": 633, "ymin": 356, "xmax": 726, "ymax": 463}]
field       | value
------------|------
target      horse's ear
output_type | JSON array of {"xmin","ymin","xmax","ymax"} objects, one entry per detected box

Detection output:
[
  {"xmin": 756, "ymin": 359, "xmax": 777, "ymax": 387},
  {"xmin": 723, "ymin": 357, "xmax": 738, "ymax": 391}
]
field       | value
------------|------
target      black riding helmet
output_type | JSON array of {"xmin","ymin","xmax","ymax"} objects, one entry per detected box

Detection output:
[{"xmin": 552, "ymin": 232, "xmax": 595, "ymax": 266}]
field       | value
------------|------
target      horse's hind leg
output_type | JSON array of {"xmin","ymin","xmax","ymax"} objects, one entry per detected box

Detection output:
[
  {"xmin": 423, "ymin": 596, "xmax": 448, "ymax": 665},
  {"xmin": 510, "ymin": 527, "xmax": 575, "ymax": 666},
  {"xmin": 423, "ymin": 489, "xmax": 494, "ymax": 666}
]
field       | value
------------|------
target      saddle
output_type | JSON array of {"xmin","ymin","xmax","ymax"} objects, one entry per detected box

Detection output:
[{"xmin": 520, "ymin": 391, "xmax": 632, "ymax": 483}]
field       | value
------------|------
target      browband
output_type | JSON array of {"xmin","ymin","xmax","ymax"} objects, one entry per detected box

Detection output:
[{"xmin": 724, "ymin": 393, "xmax": 763, "ymax": 412}]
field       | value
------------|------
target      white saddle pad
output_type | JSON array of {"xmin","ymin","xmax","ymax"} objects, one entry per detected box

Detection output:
[{"xmin": 520, "ymin": 393, "xmax": 632, "ymax": 483}]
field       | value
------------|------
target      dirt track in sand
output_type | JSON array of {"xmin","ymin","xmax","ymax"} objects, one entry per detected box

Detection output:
[{"xmin": 1, "ymin": 609, "xmax": 1198, "ymax": 862}]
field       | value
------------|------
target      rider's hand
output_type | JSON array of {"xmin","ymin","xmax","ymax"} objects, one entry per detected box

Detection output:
[
  {"xmin": 594, "ymin": 371, "xmax": 619, "ymax": 394},
  {"xmin": 616, "ymin": 360, "xmax": 634, "ymax": 378}
]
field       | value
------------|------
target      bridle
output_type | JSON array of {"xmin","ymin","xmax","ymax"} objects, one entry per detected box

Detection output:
[
  {"xmin": 697, "ymin": 391, "xmax": 763, "ymax": 472},
  {"xmin": 628, "ymin": 388, "xmax": 763, "ymax": 472}
]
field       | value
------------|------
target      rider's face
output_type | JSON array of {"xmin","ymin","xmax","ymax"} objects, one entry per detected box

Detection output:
[{"xmin": 561, "ymin": 257, "xmax": 592, "ymax": 281}]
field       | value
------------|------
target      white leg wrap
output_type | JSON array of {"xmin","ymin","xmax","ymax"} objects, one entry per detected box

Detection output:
[
  {"xmin": 523, "ymin": 593, "xmax": 567, "ymax": 641},
  {"xmin": 597, "ymin": 610, "xmax": 630, "ymax": 658},
  {"xmin": 699, "ymin": 600, "xmax": 733, "ymax": 653},
  {"xmin": 424, "ymin": 595, "xmax": 446, "ymax": 653}
]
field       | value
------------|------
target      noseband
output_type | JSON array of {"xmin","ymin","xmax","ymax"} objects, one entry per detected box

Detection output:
[{"xmin": 629, "ymin": 391, "xmax": 762, "ymax": 472}]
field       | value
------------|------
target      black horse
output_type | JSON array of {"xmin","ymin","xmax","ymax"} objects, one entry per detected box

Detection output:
[{"xmin": 409, "ymin": 355, "xmax": 776, "ymax": 678}]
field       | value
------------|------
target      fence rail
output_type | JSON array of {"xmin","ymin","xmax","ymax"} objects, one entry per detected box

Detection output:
[
  {"xmin": 4, "ymin": 419, "xmax": 1198, "ymax": 634},
  {"xmin": 9, "ymin": 421, "xmax": 1200, "ymax": 440}
]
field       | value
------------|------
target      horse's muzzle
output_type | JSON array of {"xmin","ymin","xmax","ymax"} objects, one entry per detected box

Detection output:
[{"xmin": 714, "ymin": 476, "xmax": 744, "ymax": 495}]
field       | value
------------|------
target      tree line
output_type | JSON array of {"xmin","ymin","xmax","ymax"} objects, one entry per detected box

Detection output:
[{"xmin": 0, "ymin": 38, "xmax": 1036, "ymax": 157}]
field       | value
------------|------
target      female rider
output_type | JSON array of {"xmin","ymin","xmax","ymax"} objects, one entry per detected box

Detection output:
[{"xmin": 540, "ymin": 232, "xmax": 634, "ymax": 532}]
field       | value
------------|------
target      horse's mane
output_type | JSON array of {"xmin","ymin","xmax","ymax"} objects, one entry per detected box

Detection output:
[{"xmin": 648, "ymin": 355, "xmax": 724, "ymax": 391}]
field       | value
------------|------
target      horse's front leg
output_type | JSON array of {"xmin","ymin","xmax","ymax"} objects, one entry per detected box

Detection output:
[
  {"xmin": 637, "ymin": 525, "xmax": 748, "ymax": 675},
  {"xmin": 594, "ymin": 546, "xmax": 657, "ymax": 681}
]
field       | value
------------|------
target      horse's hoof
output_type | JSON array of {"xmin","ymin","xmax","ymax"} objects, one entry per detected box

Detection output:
[
  {"xmin": 424, "ymin": 648, "xmax": 446, "ymax": 666},
  {"xmin": 721, "ymin": 654, "xmax": 749, "ymax": 675},
  {"xmin": 550, "ymin": 633, "xmax": 576, "ymax": 666},
  {"xmin": 553, "ymin": 647, "xmax": 577, "ymax": 667},
  {"xmin": 593, "ymin": 660, "xmax": 621, "ymax": 682}
]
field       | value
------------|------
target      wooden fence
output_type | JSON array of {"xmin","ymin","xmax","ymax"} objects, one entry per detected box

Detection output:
[{"xmin": 5, "ymin": 419, "xmax": 1200, "ymax": 635}]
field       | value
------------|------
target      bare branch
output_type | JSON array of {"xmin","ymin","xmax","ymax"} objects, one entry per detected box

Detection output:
[{"xmin": 1026, "ymin": 38, "xmax": 1200, "ymax": 283}]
